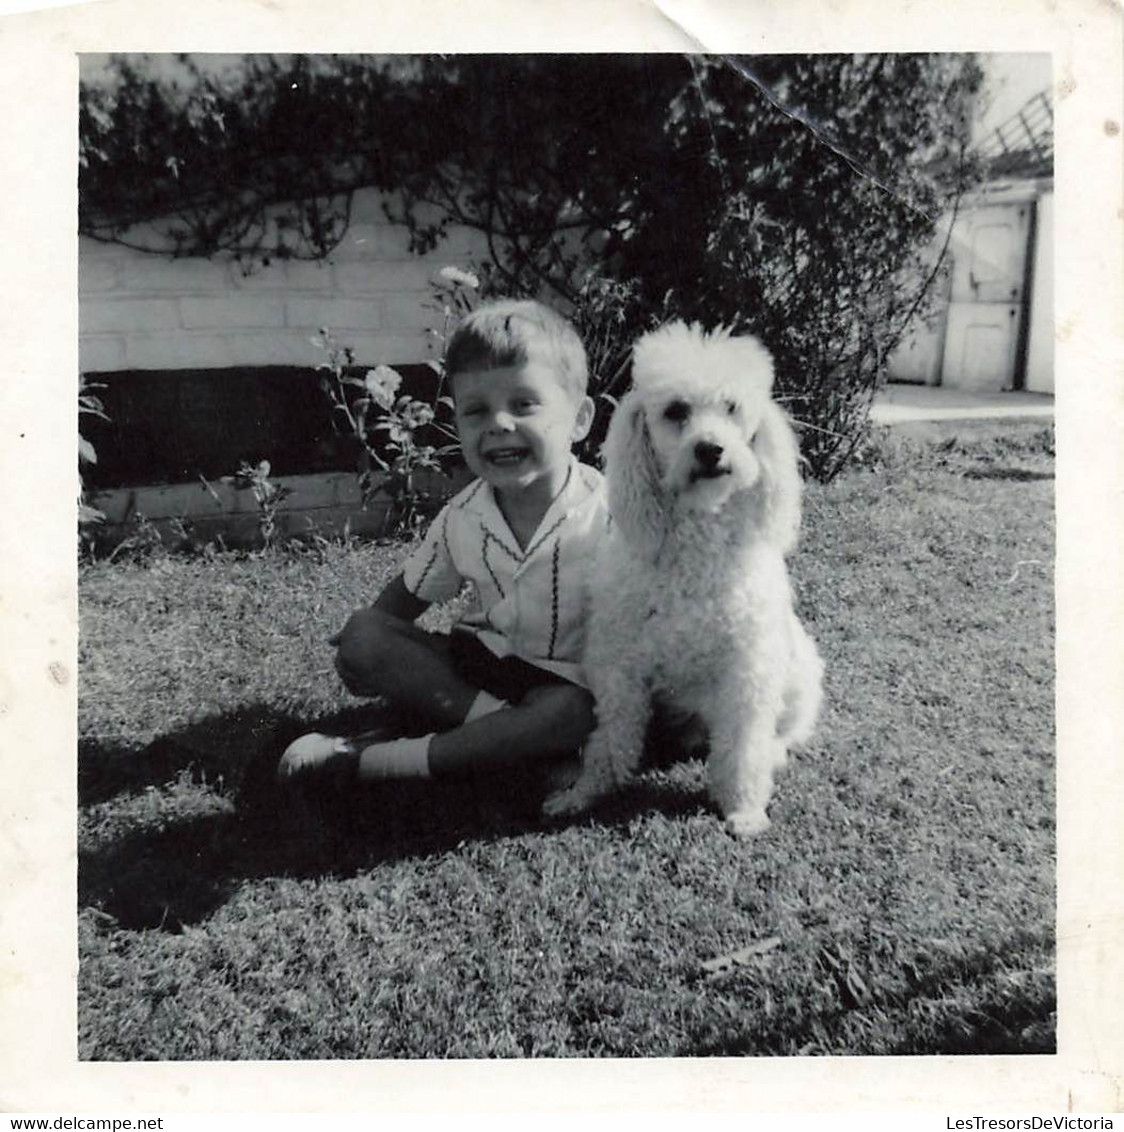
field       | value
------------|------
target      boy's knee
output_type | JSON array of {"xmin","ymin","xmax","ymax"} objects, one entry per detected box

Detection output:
[
  {"xmin": 337, "ymin": 605, "xmax": 397, "ymax": 656},
  {"xmin": 523, "ymin": 684, "xmax": 597, "ymax": 745},
  {"xmin": 334, "ymin": 607, "xmax": 410, "ymax": 689}
]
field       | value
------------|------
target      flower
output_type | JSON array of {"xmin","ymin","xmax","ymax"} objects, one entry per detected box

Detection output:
[
  {"xmin": 364, "ymin": 365, "xmax": 402, "ymax": 410},
  {"xmin": 380, "ymin": 401, "xmax": 432, "ymax": 445},
  {"xmin": 437, "ymin": 265, "xmax": 480, "ymax": 290},
  {"xmin": 400, "ymin": 402, "xmax": 435, "ymax": 430}
]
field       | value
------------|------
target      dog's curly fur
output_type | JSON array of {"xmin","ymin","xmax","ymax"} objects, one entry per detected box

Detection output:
[{"xmin": 544, "ymin": 321, "xmax": 824, "ymax": 837}]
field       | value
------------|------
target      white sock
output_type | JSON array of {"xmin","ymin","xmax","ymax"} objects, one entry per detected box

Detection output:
[
  {"xmin": 357, "ymin": 734, "xmax": 434, "ymax": 780},
  {"xmin": 464, "ymin": 689, "xmax": 509, "ymax": 723}
]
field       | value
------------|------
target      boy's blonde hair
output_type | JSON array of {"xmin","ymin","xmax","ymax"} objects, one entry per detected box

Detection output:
[{"xmin": 445, "ymin": 299, "xmax": 588, "ymax": 402}]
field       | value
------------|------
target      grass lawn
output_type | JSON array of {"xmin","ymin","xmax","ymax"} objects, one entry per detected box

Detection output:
[{"xmin": 77, "ymin": 420, "xmax": 1056, "ymax": 1059}]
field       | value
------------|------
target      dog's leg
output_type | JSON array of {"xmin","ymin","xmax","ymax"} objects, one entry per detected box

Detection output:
[
  {"xmin": 542, "ymin": 664, "xmax": 650, "ymax": 818},
  {"xmin": 704, "ymin": 689, "xmax": 786, "ymax": 839},
  {"xmin": 777, "ymin": 620, "xmax": 824, "ymax": 749}
]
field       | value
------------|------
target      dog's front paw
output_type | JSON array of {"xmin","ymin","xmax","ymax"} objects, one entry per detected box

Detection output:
[
  {"xmin": 542, "ymin": 784, "xmax": 596, "ymax": 819},
  {"xmin": 724, "ymin": 809, "xmax": 771, "ymax": 839}
]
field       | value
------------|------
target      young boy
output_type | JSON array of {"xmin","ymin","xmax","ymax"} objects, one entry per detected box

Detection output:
[{"xmin": 278, "ymin": 299, "xmax": 606, "ymax": 789}]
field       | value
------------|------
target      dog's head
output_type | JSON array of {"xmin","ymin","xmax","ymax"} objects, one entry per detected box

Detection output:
[{"xmin": 604, "ymin": 321, "xmax": 802, "ymax": 555}]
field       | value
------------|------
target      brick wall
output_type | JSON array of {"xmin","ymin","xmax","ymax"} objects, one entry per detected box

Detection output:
[{"xmin": 79, "ymin": 188, "xmax": 491, "ymax": 374}]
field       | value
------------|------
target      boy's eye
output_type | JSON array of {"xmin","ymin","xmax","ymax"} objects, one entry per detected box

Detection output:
[
  {"xmin": 663, "ymin": 400, "xmax": 691, "ymax": 424},
  {"xmin": 726, "ymin": 400, "xmax": 738, "ymax": 415}
]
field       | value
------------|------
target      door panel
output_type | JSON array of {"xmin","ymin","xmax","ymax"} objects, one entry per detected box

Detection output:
[
  {"xmin": 942, "ymin": 200, "xmax": 1032, "ymax": 390},
  {"xmin": 950, "ymin": 204, "xmax": 1030, "ymax": 305},
  {"xmin": 941, "ymin": 302, "xmax": 1021, "ymax": 392},
  {"xmin": 886, "ymin": 319, "xmax": 944, "ymax": 385}
]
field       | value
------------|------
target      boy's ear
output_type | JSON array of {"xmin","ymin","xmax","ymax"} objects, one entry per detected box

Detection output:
[{"xmin": 571, "ymin": 395, "xmax": 595, "ymax": 443}]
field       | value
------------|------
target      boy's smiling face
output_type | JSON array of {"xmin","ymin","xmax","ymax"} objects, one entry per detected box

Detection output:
[{"xmin": 453, "ymin": 356, "xmax": 594, "ymax": 503}]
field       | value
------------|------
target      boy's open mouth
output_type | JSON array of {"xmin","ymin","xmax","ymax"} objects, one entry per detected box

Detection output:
[{"xmin": 482, "ymin": 446, "xmax": 530, "ymax": 467}]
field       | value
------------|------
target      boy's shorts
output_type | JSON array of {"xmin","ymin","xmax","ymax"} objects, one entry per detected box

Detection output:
[{"xmin": 449, "ymin": 627, "xmax": 576, "ymax": 705}]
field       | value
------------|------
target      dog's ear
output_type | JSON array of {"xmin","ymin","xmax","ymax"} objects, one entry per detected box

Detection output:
[
  {"xmin": 752, "ymin": 399, "xmax": 803, "ymax": 554},
  {"xmin": 602, "ymin": 390, "xmax": 669, "ymax": 558}
]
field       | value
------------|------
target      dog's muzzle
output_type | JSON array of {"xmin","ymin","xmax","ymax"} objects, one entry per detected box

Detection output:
[{"xmin": 689, "ymin": 439, "xmax": 732, "ymax": 483}]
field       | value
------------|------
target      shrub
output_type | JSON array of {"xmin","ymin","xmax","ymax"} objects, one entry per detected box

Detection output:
[{"xmin": 80, "ymin": 53, "xmax": 985, "ymax": 480}]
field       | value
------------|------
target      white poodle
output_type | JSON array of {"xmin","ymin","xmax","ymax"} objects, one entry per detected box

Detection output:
[{"xmin": 544, "ymin": 321, "xmax": 824, "ymax": 837}]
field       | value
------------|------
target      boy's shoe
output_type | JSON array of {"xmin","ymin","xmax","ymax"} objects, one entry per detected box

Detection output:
[
  {"xmin": 235, "ymin": 719, "xmax": 393, "ymax": 818},
  {"xmin": 277, "ymin": 732, "xmax": 354, "ymax": 780},
  {"xmin": 278, "ymin": 725, "xmax": 412, "ymax": 784}
]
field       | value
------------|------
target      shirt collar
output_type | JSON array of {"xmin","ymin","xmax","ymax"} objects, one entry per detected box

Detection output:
[{"xmin": 461, "ymin": 457, "xmax": 593, "ymax": 558}]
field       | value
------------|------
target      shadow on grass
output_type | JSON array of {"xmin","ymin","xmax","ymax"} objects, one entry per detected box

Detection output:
[
  {"xmin": 80, "ymin": 706, "xmax": 287, "ymax": 806},
  {"xmin": 960, "ymin": 466, "xmax": 1054, "ymax": 482},
  {"xmin": 78, "ymin": 701, "xmax": 712, "ymax": 934}
]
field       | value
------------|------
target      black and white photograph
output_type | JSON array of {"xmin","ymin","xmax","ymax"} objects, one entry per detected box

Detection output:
[{"xmin": 1, "ymin": 0, "xmax": 1122, "ymax": 1116}]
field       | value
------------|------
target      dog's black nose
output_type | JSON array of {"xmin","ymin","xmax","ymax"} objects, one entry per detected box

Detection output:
[{"xmin": 694, "ymin": 440, "xmax": 724, "ymax": 468}]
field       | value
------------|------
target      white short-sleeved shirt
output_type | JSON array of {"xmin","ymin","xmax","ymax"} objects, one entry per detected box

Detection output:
[{"xmin": 402, "ymin": 459, "xmax": 608, "ymax": 687}]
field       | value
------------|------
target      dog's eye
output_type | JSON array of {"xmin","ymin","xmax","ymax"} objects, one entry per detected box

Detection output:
[
  {"xmin": 726, "ymin": 400, "xmax": 738, "ymax": 416},
  {"xmin": 663, "ymin": 400, "xmax": 691, "ymax": 424}
]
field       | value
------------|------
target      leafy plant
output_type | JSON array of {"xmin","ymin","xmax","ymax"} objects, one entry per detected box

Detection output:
[
  {"xmin": 102, "ymin": 511, "xmax": 173, "ymax": 564},
  {"xmin": 79, "ymin": 374, "xmax": 109, "ymax": 547},
  {"xmin": 220, "ymin": 460, "xmax": 291, "ymax": 550},
  {"xmin": 311, "ymin": 267, "xmax": 475, "ymax": 535},
  {"xmin": 424, "ymin": 264, "xmax": 481, "ymax": 364}
]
